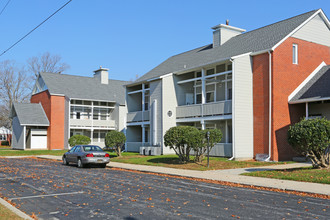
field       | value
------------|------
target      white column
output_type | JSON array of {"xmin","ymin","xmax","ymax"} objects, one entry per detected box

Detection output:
[
  {"xmin": 201, "ymin": 120, "xmax": 205, "ymax": 130},
  {"xmin": 201, "ymin": 68, "xmax": 206, "ymax": 104},
  {"xmin": 152, "ymin": 100, "xmax": 157, "ymax": 146},
  {"xmin": 305, "ymin": 102, "xmax": 309, "ymax": 119}
]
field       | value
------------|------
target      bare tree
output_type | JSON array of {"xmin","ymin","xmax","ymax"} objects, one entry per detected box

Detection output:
[
  {"xmin": 27, "ymin": 52, "xmax": 70, "ymax": 77},
  {"xmin": 0, "ymin": 60, "xmax": 32, "ymax": 128}
]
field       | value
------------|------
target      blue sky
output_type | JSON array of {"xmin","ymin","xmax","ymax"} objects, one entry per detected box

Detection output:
[{"xmin": 1, "ymin": 0, "xmax": 330, "ymax": 81}]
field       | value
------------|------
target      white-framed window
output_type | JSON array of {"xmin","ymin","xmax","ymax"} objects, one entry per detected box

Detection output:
[
  {"xmin": 0, "ymin": 135, "xmax": 6, "ymax": 141},
  {"xmin": 293, "ymin": 44, "xmax": 298, "ymax": 64},
  {"xmin": 144, "ymin": 90, "xmax": 150, "ymax": 111}
]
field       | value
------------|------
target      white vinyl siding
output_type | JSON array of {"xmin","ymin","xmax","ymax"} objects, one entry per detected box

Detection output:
[
  {"xmin": 292, "ymin": 14, "xmax": 330, "ymax": 47},
  {"xmin": 232, "ymin": 54, "xmax": 253, "ymax": 159}
]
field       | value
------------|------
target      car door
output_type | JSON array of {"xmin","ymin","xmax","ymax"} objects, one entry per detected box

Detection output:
[
  {"xmin": 66, "ymin": 146, "xmax": 77, "ymax": 162},
  {"xmin": 71, "ymin": 146, "xmax": 81, "ymax": 163}
]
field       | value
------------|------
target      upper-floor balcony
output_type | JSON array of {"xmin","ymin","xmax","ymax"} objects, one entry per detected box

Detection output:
[
  {"xmin": 176, "ymin": 100, "xmax": 232, "ymax": 119},
  {"xmin": 127, "ymin": 110, "xmax": 150, "ymax": 123},
  {"xmin": 70, "ymin": 119, "xmax": 116, "ymax": 128}
]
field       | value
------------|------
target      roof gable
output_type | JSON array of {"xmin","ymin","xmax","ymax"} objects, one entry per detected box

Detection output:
[
  {"xmin": 129, "ymin": 9, "xmax": 319, "ymax": 85},
  {"xmin": 38, "ymin": 72, "xmax": 128, "ymax": 105},
  {"xmin": 289, "ymin": 62, "xmax": 330, "ymax": 103},
  {"xmin": 12, "ymin": 103, "xmax": 49, "ymax": 126}
]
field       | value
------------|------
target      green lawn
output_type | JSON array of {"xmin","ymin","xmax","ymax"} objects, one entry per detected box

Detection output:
[
  {"xmin": 106, "ymin": 151, "xmax": 291, "ymax": 171},
  {"xmin": 0, "ymin": 203, "xmax": 23, "ymax": 220},
  {"xmin": 242, "ymin": 167, "xmax": 330, "ymax": 184},
  {"xmin": 0, "ymin": 149, "xmax": 67, "ymax": 156}
]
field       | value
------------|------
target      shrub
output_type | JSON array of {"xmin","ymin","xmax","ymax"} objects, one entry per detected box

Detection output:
[
  {"xmin": 1, "ymin": 141, "xmax": 9, "ymax": 146},
  {"xmin": 68, "ymin": 135, "xmax": 91, "ymax": 147},
  {"xmin": 105, "ymin": 130, "xmax": 126, "ymax": 157},
  {"xmin": 164, "ymin": 126, "xmax": 200, "ymax": 163},
  {"xmin": 193, "ymin": 129, "xmax": 222, "ymax": 163},
  {"xmin": 288, "ymin": 118, "xmax": 330, "ymax": 168}
]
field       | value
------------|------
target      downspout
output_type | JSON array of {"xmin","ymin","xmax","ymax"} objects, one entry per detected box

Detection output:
[
  {"xmin": 265, "ymin": 50, "xmax": 272, "ymax": 162},
  {"xmin": 228, "ymin": 58, "xmax": 235, "ymax": 160}
]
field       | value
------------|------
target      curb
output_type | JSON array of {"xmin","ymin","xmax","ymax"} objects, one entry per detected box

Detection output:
[{"xmin": 0, "ymin": 197, "xmax": 33, "ymax": 220}]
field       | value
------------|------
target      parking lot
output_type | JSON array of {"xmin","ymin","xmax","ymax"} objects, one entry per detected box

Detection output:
[{"xmin": 0, "ymin": 157, "xmax": 329, "ymax": 219}]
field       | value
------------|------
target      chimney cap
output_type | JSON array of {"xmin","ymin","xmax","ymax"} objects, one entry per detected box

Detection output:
[
  {"xmin": 211, "ymin": 24, "xmax": 246, "ymax": 32},
  {"xmin": 94, "ymin": 66, "xmax": 109, "ymax": 73}
]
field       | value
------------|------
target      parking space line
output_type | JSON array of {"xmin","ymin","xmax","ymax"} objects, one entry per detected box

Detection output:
[
  {"xmin": 0, "ymin": 177, "xmax": 23, "ymax": 180},
  {"xmin": 10, "ymin": 191, "xmax": 84, "ymax": 200}
]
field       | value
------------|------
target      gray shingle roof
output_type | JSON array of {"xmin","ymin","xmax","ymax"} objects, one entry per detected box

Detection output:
[
  {"xmin": 12, "ymin": 103, "xmax": 49, "ymax": 126},
  {"xmin": 290, "ymin": 66, "xmax": 330, "ymax": 103},
  {"xmin": 130, "ymin": 9, "xmax": 318, "ymax": 85},
  {"xmin": 39, "ymin": 72, "xmax": 128, "ymax": 105}
]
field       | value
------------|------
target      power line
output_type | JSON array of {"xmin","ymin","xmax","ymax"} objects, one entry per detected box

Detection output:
[
  {"xmin": 0, "ymin": 0, "xmax": 11, "ymax": 16},
  {"xmin": 0, "ymin": 0, "xmax": 72, "ymax": 57}
]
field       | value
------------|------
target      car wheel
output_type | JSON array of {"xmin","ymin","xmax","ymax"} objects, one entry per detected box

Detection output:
[
  {"xmin": 63, "ymin": 157, "xmax": 69, "ymax": 165},
  {"xmin": 99, "ymin": 164, "xmax": 107, "ymax": 168},
  {"xmin": 77, "ymin": 158, "xmax": 84, "ymax": 168}
]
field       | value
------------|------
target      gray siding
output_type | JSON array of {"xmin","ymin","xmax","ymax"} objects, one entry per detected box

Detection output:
[
  {"xmin": 150, "ymin": 80, "xmax": 162, "ymax": 147},
  {"xmin": 292, "ymin": 14, "xmax": 330, "ymax": 46},
  {"xmin": 309, "ymin": 102, "xmax": 330, "ymax": 119},
  {"xmin": 118, "ymin": 105, "xmax": 127, "ymax": 132},
  {"xmin": 12, "ymin": 117, "xmax": 24, "ymax": 149},
  {"xmin": 162, "ymin": 75, "xmax": 177, "ymax": 154},
  {"xmin": 233, "ymin": 54, "xmax": 253, "ymax": 159}
]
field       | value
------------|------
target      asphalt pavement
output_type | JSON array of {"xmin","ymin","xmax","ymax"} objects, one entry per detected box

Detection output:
[{"xmin": 0, "ymin": 157, "xmax": 329, "ymax": 219}]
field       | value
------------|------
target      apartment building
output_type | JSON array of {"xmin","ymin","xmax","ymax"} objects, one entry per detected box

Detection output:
[
  {"xmin": 125, "ymin": 9, "xmax": 330, "ymax": 161},
  {"xmin": 11, "ymin": 68, "xmax": 127, "ymax": 150}
]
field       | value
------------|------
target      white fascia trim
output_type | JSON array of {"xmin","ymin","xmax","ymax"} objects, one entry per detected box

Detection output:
[
  {"xmin": 50, "ymin": 93, "xmax": 65, "ymax": 97},
  {"xmin": 21, "ymin": 124, "xmax": 49, "ymax": 126},
  {"xmin": 176, "ymin": 114, "xmax": 232, "ymax": 123},
  {"xmin": 272, "ymin": 9, "xmax": 322, "ymax": 51},
  {"xmin": 289, "ymin": 96, "xmax": 330, "ymax": 104},
  {"xmin": 160, "ymin": 73, "xmax": 173, "ymax": 79},
  {"xmin": 230, "ymin": 52, "xmax": 252, "ymax": 60},
  {"xmin": 70, "ymin": 98, "xmax": 116, "ymax": 103},
  {"xmin": 250, "ymin": 49, "xmax": 273, "ymax": 56},
  {"xmin": 39, "ymin": 102, "xmax": 50, "ymax": 125},
  {"xmin": 288, "ymin": 61, "xmax": 327, "ymax": 102},
  {"xmin": 147, "ymin": 77, "xmax": 161, "ymax": 82}
]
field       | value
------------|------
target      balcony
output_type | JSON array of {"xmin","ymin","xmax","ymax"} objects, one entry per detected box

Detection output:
[
  {"xmin": 127, "ymin": 110, "xmax": 150, "ymax": 123},
  {"xmin": 176, "ymin": 100, "xmax": 232, "ymax": 119},
  {"xmin": 70, "ymin": 119, "xmax": 116, "ymax": 128}
]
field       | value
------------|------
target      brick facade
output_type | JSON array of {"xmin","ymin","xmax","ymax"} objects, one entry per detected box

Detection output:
[
  {"xmin": 31, "ymin": 91, "xmax": 66, "ymax": 150},
  {"xmin": 253, "ymin": 37, "xmax": 330, "ymax": 161}
]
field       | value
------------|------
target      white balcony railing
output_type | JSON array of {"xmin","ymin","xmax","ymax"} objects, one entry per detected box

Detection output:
[
  {"xmin": 176, "ymin": 100, "xmax": 232, "ymax": 118},
  {"xmin": 70, "ymin": 119, "xmax": 116, "ymax": 128},
  {"xmin": 127, "ymin": 110, "xmax": 150, "ymax": 123}
]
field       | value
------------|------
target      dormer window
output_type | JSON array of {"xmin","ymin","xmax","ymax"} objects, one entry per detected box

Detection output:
[{"xmin": 293, "ymin": 44, "xmax": 298, "ymax": 64}]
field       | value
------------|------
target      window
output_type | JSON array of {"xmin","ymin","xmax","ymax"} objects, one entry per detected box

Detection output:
[
  {"xmin": 206, "ymin": 84, "xmax": 215, "ymax": 103},
  {"xmin": 206, "ymin": 68, "xmax": 215, "ymax": 76},
  {"xmin": 216, "ymin": 64, "xmax": 225, "ymax": 73},
  {"xmin": 195, "ymin": 86, "xmax": 202, "ymax": 104},
  {"xmin": 144, "ymin": 91, "xmax": 150, "ymax": 111},
  {"xmin": 0, "ymin": 135, "xmax": 5, "ymax": 141},
  {"xmin": 93, "ymin": 132, "xmax": 99, "ymax": 142},
  {"xmin": 76, "ymin": 112, "xmax": 81, "ymax": 119},
  {"xmin": 293, "ymin": 44, "xmax": 298, "ymax": 64}
]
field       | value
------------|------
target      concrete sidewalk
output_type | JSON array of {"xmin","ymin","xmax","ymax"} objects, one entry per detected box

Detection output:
[{"xmin": 28, "ymin": 155, "xmax": 330, "ymax": 196}]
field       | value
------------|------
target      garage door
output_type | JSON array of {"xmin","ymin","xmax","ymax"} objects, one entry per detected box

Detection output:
[{"xmin": 31, "ymin": 135, "xmax": 47, "ymax": 149}]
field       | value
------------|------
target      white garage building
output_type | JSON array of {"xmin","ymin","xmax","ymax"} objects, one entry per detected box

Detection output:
[{"xmin": 11, "ymin": 103, "xmax": 49, "ymax": 150}]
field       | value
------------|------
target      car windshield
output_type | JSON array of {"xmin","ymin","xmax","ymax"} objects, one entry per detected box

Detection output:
[{"xmin": 83, "ymin": 146, "xmax": 103, "ymax": 152}]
